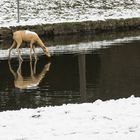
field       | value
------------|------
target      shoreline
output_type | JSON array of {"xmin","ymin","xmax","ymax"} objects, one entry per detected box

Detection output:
[{"xmin": 1, "ymin": 18, "xmax": 140, "ymax": 39}]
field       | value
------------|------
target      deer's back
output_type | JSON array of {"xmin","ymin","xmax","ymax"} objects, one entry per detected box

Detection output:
[{"xmin": 13, "ymin": 30, "xmax": 39, "ymax": 42}]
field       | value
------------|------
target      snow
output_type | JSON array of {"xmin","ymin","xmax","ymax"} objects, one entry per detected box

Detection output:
[
  {"xmin": 0, "ymin": 96, "xmax": 140, "ymax": 140},
  {"xmin": 25, "ymin": 30, "xmax": 37, "ymax": 36},
  {"xmin": 0, "ymin": 0, "xmax": 140, "ymax": 27}
]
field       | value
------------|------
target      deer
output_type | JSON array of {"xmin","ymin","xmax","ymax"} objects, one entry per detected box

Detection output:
[
  {"xmin": 8, "ymin": 59, "xmax": 51, "ymax": 89},
  {"xmin": 8, "ymin": 30, "xmax": 51, "ymax": 61}
]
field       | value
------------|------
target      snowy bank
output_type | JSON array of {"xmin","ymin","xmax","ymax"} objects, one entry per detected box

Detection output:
[
  {"xmin": 1, "ymin": 0, "xmax": 140, "ymax": 27},
  {"xmin": 0, "ymin": 96, "xmax": 140, "ymax": 140},
  {"xmin": 1, "ymin": 0, "xmax": 140, "ymax": 38}
]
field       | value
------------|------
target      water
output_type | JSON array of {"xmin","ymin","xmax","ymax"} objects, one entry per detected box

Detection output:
[{"xmin": 1, "ymin": 31, "xmax": 140, "ymax": 111}]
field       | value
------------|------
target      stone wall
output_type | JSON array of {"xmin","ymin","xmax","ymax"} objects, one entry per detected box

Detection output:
[{"xmin": 0, "ymin": 18, "xmax": 140, "ymax": 39}]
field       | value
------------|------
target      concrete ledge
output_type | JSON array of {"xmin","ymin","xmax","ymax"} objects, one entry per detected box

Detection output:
[{"xmin": 1, "ymin": 18, "xmax": 140, "ymax": 39}]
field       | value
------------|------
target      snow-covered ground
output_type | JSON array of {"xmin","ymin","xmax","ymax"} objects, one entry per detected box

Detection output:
[
  {"xmin": 0, "ymin": 96, "xmax": 140, "ymax": 140},
  {"xmin": 1, "ymin": 0, "xmax": 140, "ymax": 27}
]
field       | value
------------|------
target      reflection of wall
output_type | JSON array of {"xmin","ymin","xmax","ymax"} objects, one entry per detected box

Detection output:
[
  {"xmin": 48, "ymin": 55, "xmax": 79, "ymax": 91},
  {"xmin": 98, "ymin": 42, "xmax": 140, "ymax": 100},
  {"xmin": 86, "ymin": 53, "xmax": 101, "ymax": 101},
  {"xmin": 78, "ymin": 54, "xmax": 87, "ymax": 102}
]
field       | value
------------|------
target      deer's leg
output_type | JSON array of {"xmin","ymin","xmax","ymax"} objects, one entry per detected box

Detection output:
[
  {"xmin": 8, "ymin": 60, "xmax": 17, "ymax": 78},
  {"xmin": 8, "ymin": 41, "xmax": 16, "ymax": 60},
  {"xmin": 29, "ymin": 42, "xmax": 33, "ymax": 60},
  {"xmin": 17, "ymin": 60, "xmax": 23, "ymax": 83},
  {"xmin": 34, "ymin": 57, "xmax": 38, "ymax": 74},
  {"xmin": 17, "ymin": 60, "xmax": 22, "ymax": 74},
  {"xmin": 30, "ymin": 59, "xmax": 34, "ymax": 77},
  {"xmin": 16, "ymin": 42, "xmax": 23, "ymax": 61},
  {"xmin": 32, "ymin": 45, "xmax": 38, "ymax": 60},
  {"xmin": 30, "ymin": 47, "xmax": 32, "ymax": 60},
  {"xmin": 30, "ymin": 41, "xmax": 36, "ymax": 61}
]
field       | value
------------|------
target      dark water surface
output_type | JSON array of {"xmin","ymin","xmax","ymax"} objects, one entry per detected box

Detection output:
[{"xmin": 1, "ymin": 31, "xmax": 140, "ymax": 111}]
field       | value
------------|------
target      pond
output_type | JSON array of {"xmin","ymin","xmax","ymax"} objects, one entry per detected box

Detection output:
[{"xmin": 1, "ymin": 30, "xmax": 140, "ymax": 111}]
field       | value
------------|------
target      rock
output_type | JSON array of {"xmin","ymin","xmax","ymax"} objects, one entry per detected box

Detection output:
[{"xmin": 0, "ymin": 27, "xmax": 12, "ymax": 39}]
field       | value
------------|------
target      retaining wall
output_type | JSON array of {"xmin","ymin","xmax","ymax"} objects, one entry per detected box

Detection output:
[{"xmin": 0, "ymin": 18, "xmax": 140, "ymax": 39}]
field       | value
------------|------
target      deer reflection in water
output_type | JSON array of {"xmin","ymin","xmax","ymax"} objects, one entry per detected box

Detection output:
[{"xmin": 8, "ymin": 60, "xmax": 51, "ymax": 89}]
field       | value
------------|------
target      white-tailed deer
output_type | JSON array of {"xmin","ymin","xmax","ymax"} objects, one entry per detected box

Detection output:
[
  {"xmin": 8, "ymin": 59, "xmax": 51, "ymax": 89},
  {"xmin": 9, "ymin": 30, "xmax": 51, "ymax": 61}
]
